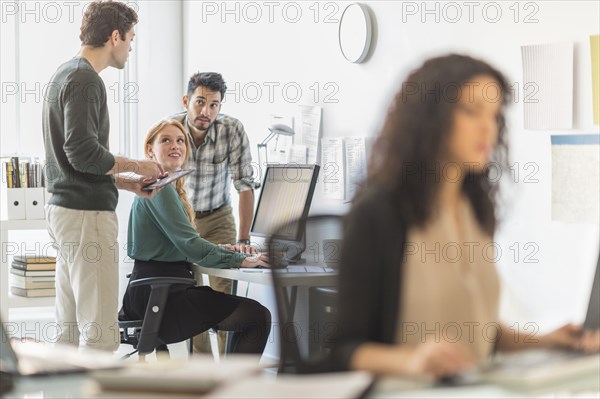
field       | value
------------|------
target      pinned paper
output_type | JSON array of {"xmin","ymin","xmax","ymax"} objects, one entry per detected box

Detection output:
[
  {"xmin": 288, "ymin": 144, "xmax": 308, "ymax": 164},
  {"xmin": 296, "ymin": 105, "xmax": 322, "ymax": 164},
  {"xmin": 344, "ymin": 137, "xmax": 370, "ymax": 201},
  {"xmin": 551, "ymin": 135, "xmax": 600, "ymax": 224},
  {"xmin": 521, "ymin": 42, "xmax": 574, "ymax": 130},
  {"xmin": 591, "ymin": 35, "xmax": 600, "ymax": 125},
  {"xmin": 321, "ymin": 137, "xmax": 345, "ymax": 200}
]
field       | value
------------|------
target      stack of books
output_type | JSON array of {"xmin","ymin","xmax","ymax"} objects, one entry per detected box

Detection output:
[{"xmin": 9, "ymin": 255, "xmax": 57, "ymax": 297}]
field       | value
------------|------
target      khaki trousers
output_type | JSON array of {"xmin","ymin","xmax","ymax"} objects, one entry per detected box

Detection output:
[
  {"xmin": 192, "ymin": 205, "xmax": 236, "ymax": 354},
  {"xmin": 45, "ymin": 205, "xmax": 120, "ymax": 352}
]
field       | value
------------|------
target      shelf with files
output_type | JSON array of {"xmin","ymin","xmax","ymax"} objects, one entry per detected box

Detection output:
[{"xmin": 1, "ymin": 219, "xmax": 55, "ymax": 320}]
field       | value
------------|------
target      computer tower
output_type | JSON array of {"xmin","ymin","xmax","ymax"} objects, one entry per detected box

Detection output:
[{"xmin": 308, "ymin": 286, "xmax": 338, "ymax": 358}]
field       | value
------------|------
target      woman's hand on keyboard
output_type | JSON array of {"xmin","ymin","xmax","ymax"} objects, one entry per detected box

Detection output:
[
  {"xmin": 539, "ymin": 323, "xmax": 599, "ymax": 353},
  {"xmin": 578, "ymin": 329, "xmax": 600, "ymax": 353},
  {"xmin": 241, "ymin": 252, "xmax": 271, "ymax": 268}
]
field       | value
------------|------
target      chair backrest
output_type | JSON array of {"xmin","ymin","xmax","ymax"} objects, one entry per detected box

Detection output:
[{"xmin": 267, "ymin": 214, "xmax": 344, "ymax": 374}]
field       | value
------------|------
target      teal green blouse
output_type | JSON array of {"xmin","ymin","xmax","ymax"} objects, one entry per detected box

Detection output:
[{"xmin": 127, "ymin": 184, "xmax": 246, "ymax": 268}]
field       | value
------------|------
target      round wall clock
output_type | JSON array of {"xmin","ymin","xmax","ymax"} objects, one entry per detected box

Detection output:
[{"xmin": 338, "ymin": 3, "xmax": 373, "ymax": 63}]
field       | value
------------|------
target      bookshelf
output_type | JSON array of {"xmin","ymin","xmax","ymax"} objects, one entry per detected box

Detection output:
[{"xmin": 1, "ymin": 219, "xmax": 55, "ymax": 320}]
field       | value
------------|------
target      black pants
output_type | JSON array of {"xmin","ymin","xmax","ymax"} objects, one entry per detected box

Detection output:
[{"xmin": 120, "ymin": 260, "xmax": 271, "ymax": 354}]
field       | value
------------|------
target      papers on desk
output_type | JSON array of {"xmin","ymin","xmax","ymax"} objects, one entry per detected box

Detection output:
[
  {"xmin": 89, "ymin": 355, "xmax": 262, "ymax": 395},
  {"xmin": 211, "ymin": 371, "xmax": 373, "ymax": 399},
  {"xmin": 482, "ymin": 350, "xmax": 600, "ymax": 391},
  {"xmin": 12, "ymin": 340, "xmax": 122, "ymax": 375}
]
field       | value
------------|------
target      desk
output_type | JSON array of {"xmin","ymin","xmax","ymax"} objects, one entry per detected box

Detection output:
[
  {"xmin": 5, "ymin": 369, "xmax": 600, "ymax": 398},
  {"xmin": 191, "ymin": 265, "xmax": 337, "ymax": 354},
  {"xmin": 190, "ymin": 265, "xmax": 337, "ymax": 288},
  {"xmin": 371, "ymin": 372, "xmax": 600, "ymax": 398},
  {"xmin": 191, "ymin": 265, "xmax": 337, "ymax": 319}
]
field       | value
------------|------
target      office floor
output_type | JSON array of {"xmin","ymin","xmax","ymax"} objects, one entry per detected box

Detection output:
[
  {"xmin": 7, "ymin": 306, "xmax": 278, "ymax": 371},
  {"xmin": 7, "ymin": 306, "xmax": 192, "ymax": 361}
]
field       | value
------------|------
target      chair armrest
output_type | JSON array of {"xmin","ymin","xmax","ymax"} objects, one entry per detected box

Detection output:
[{"xmin": 129, "ymin": 277, "xmax": 195, "ymax": 289}]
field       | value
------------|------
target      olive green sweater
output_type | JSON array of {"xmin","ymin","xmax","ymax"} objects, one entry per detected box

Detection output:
[{"xmin": 42, "ymin": 57, "xmax": 117, "ymax": 211}]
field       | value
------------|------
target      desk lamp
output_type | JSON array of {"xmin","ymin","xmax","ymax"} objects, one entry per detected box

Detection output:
[{"xmin": 256, "ymin": 123, "xmax": 295, "ymax": 185}]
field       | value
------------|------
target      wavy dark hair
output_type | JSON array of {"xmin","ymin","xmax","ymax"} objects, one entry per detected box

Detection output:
[
  {"xmin": 80, "ymin": 1, "xmax": 138, "ymax": 48},
  {"xmin": 187, "ymin": 72, "xmax": 228, "ymax": 101},
  {"xmin": 366, "ymin": 54, "xmax": 512, "ymax": 236}
]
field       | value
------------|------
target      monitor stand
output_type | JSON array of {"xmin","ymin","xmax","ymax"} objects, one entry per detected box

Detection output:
[
  {"xmin": 287, "ymin": 233, "xmax": 307, "ymax": 264},
  {"xmin": 287, "ymin": 256, "xmax": 306, "ymax": 265}
]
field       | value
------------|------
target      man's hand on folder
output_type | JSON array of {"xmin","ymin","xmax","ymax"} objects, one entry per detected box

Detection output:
[{"xmin": 116, "ymin": 172, "xmax": 169, "ymax": 199}]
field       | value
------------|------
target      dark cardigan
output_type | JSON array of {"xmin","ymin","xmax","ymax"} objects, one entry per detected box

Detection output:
[{"xmin": 334, "ymin": 184, "xmax": 408, "ymax": 370}]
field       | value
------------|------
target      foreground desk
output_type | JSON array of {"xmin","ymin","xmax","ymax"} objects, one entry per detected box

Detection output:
[{"xmin": 6, "ymin": 369, "xmax": 600, "ymax": 398}]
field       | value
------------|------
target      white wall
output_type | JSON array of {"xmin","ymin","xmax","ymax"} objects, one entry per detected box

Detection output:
[
  {"xmin": 181, "ymin": 0, "xmax": 600, "ymax": 340},
  {"xmin": 116, "ymin": 0, "xmax": 185, "ymax": 298},
  {"xmin": 0, "ymin": 0, "xmax": 123, "ymax": 156},
  {"xmin": 132, "ymin": 0, "xmax": 185, "ymax": 158}
]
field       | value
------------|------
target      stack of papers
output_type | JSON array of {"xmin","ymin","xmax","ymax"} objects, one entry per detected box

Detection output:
[{"xmin": 89, "ymin": 356, "xmax": 262, "ymax": 395}]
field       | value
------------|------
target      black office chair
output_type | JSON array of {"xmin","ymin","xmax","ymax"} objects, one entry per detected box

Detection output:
[
  {"xmin": 267, "ymin": 214, "xmax": 344, "ymax": 374},
  {"xmin": 118, "ymin": 275, "xmax": 196, "ymax": 359}
]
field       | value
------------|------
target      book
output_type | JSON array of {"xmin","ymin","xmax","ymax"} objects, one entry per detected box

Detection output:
[
  {"xmin": 10, "ymin": 276, "xmax": 55, "ymax": 290},
  {"xmin": 10, "ymin": 286, "xmax": 56, "ymax": 297},
  {"xmin": 20, "ymin": 161, "xmax": 29, "ymax": 187},
  {"xmin": 9, "ymin": 268, "xmax": 56, "ymax": 277},
  {"xmin": 13, "ymin": 255, "xmax": 57, "ymax": 264},
  {"xmin": 10, "ymin": 157, "xmax": 20, "ymax": 188},
  {"xmin": 5, "ymin": 162, "xmax": 14, "ymax": 188},
  {"xmin": 11, "ymin": 260, "xmax": 56, "ymax": 271},
  {"xmin": 9, "ymin": 274, "xmax": 54, "ymax": 282}
]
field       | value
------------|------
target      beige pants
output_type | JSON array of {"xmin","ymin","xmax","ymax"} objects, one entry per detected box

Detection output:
[
  {"xmin": 192, "ymin": 205, "xmax": 236, "ymax": 354},
  {"xmin": 45, "ymin": 205, "xmax": 120, "ymax": 351}
]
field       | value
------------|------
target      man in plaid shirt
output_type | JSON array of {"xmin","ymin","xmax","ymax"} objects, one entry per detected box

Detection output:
[{"xmin": 169, "ymin": 72, "xmax": 255, "ymax": 355}]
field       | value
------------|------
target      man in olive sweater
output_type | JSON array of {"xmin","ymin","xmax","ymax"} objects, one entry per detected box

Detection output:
[{"xmin": 42, "ymin": 2, "xmax": 163, "ymax": 351}]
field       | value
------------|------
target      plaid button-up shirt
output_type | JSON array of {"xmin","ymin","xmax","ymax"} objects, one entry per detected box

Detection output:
[{"xmin": 169, "ymin": 112, "xmax": 254, "ymax": 212}]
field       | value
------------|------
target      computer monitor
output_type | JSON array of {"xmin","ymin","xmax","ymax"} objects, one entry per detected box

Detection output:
[{"xmin": 250, "ymin": 164, "xmax": 320, "ymax": 261}]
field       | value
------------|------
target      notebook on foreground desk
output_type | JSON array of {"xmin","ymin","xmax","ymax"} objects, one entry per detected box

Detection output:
[
  {"xmin": 0, "ymin": 317, "xmax": 121, "ymax": 376},
  {"xmin": 90, "ymin": 356, "xmax": 263, "ymax": 395}
]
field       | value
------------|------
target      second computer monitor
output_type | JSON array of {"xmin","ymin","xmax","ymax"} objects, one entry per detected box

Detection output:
[{"xmin": 250, "ymin": 164, "xmax": 320, "ymax": 252}]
